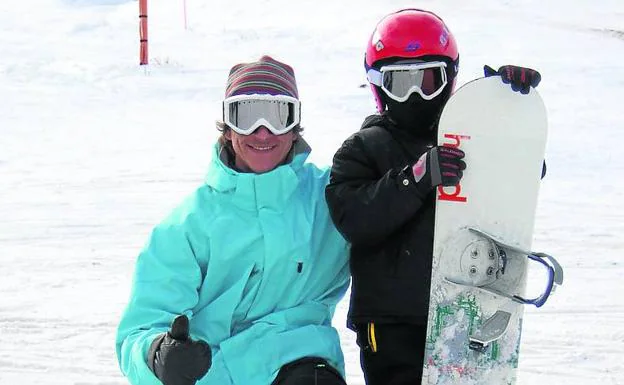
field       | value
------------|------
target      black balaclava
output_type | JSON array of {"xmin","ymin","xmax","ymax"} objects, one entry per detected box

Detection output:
[
  {"xmin": 378, "ymin": 55, "xmax": 458, "ymax": 138},
  {"xmin": 383, "ymin": 89, "xmax": 450, "ymax": 136}
]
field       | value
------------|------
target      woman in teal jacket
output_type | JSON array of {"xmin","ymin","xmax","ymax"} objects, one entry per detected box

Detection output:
[{"xmin": 116, "ymin": 56, "xmax": 350, "ymax": 385}]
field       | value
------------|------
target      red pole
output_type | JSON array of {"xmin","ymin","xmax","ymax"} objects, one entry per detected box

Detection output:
[{"xmin": 139, "ymin": 0, "xmax": 148, "ymax": 65}]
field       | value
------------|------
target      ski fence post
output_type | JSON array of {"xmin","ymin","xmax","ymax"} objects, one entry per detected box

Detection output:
[
  {"xmin": 139, "ymin": 0, "xmax": 148, "ymax": 65},
  {"xmin": 183, "ymin": 0, "xmax": 188, "ymax": 30}
]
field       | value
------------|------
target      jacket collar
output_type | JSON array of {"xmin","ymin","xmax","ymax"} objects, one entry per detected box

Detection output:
[{"xmin": 204, "ymin": 139, "xmax": 311, "ymax": 212}]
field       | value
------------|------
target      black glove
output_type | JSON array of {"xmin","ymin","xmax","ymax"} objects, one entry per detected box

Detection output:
[
  {"xmin": 411, "ymin": 146, "xmax": 466, "ymax": 197},
  {"xmin": 484, "ymin": 65, "xmax": 541, "ymax": 94},
  {"xmin": 147, "ymin": 315, "xmax": 212, "ymax": 385}
]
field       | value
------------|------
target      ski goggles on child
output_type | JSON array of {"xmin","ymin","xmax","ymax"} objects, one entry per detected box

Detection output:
[
  {"xmin": 367, "ymin": 61, "xmax": 448, "ymax": 102},
  {"xmin": 222, "ymin": 94, "xmax": 301, "ymax": 135}
]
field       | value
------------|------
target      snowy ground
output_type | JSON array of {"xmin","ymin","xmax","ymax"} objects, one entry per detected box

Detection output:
[{"xmin": 1, "ymin": 0, "xmax": 623, "ymax": 384}]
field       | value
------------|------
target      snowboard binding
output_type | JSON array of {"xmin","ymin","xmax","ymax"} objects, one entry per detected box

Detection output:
[{"xmin": 441, "ymin": 227, "xmax": 564, "ymax": 352}]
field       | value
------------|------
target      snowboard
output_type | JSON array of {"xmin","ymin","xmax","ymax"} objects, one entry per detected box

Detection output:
[{"xmin": 421, "ymin": 77, "xmax": 563, "ymax": 385}]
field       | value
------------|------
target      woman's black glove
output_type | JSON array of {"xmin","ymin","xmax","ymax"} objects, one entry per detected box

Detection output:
[{"xmin": 147, "ymin": 315, "xmax": 212, "ymax": 385}]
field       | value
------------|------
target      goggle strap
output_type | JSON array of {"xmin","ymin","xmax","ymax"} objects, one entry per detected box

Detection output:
[{"xmin": 367, "ymin": 69, "xmax": 383, "ymax": 87}]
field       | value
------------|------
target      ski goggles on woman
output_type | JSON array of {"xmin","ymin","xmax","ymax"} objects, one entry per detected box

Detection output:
[
  {"xmin": 222, "ymin": 94, "xmax": 301, "ymax": 135},
  {"xmin": 367, "ymin": 61, "xmax": 448, "ymax": 102}
]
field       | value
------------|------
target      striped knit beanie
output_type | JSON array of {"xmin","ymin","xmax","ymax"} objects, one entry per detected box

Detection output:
[{"xmin": 225, "ymin": 55, "xmax": 299, "ymax": 99}]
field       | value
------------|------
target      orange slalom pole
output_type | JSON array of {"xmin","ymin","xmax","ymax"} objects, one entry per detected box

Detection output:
[{"xmin": 139, "ymin": 0, "xmax": 148, "ymax": 65}]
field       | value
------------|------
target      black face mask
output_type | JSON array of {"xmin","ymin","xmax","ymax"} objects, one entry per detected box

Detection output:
[
  {"xmin": 374, "ymin": 54, "xmax": 458, "ymax": 137},
  {"xmin": 383, "ymin": 87, "xmax": 450, "ymax": 137}
]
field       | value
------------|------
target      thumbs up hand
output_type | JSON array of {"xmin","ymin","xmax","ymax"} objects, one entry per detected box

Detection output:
[{"xmin": 147, "ymin": 315, "xmax": 212, "ymax": 385}]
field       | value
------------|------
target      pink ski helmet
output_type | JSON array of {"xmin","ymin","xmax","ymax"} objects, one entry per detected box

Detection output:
[{"xmin": 365, "ymin": 9, "xmax": 459, "ymax": 112}]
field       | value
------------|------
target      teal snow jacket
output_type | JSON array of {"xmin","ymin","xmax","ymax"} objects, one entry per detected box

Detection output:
[{"xmin": 116, "ymin": 141, "xmax": 350, "ymax": 385}]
